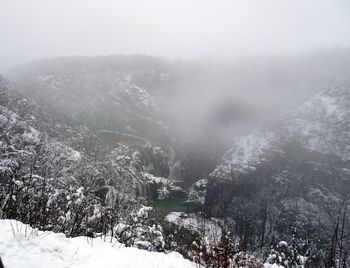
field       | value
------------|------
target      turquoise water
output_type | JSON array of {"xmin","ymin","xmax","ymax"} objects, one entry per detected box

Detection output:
[{"xmin": 153, "ymin": 198, "xmax": 199, "ymax": 216}]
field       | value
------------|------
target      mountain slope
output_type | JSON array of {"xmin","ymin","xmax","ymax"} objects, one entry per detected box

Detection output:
[
  {"xmin": 212, "ymin": 83, "xmax": 350, "ymax": 179},
  {"xmin": 0, "ymin": 80, "xmax": 182, "ymax": 245},
  {"xmin": 7, "ymin": 56, "xmax": 173, "ymax": 144},
  {"xmin": 206, "ymin": 84, "xmax": 350, "ymax": 250}
]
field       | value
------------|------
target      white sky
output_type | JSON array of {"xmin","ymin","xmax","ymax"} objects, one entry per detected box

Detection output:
[{"xmin": 1, "ymin": 0, "xmax": 350, "ymax": 71}]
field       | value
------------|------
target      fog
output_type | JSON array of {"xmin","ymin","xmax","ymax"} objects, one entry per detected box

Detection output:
[
  {"xmin": 2, "ymin": 2, "xmax": 350, "ymax": 262},
  {"xmin": 1, "ymin": 0, "xmax": 350, "ymax": 72},
  {"xmin": 2, "ymin": 0, "xmax": 350, "ymax": 155},
  {"xmin": 158, "ymin": 51, "xmax": 350, "ymax": 149}
]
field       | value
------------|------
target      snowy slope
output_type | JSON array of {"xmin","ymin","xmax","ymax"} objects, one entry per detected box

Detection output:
[
  {"xmin": 205, "ymin": 84, "xmax": 350, "ymax": 247},
  {"xmin": 211, "ymin": 128, "xmax": 284, "ymax": 177},
  {"xmin": 212, "ymin": 84, "xmax": 350, "ymax": 179},
  {"xmin": 288, "ymin": 84, "xmax": 350, "ymax": 161},
  {"xmin": 7, "ymin": 56, "xmax": 171, "ymax": 143},
  {"xmin": 0, "ymin": 82, "xmax": 183, "ymax": 246},
  {"xmin": 0, "ymin": 219, "xmax": 197, "ymax": 268}
]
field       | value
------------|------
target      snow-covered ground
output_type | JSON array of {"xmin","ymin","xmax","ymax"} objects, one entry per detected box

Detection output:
[
  {"xmin": 0, "ymin": 219, "xmax": 197, "ymax": 268},
  {"xmin": 166, "ymin": 212, "xmax": 222, "ymax": 245},
  {"xmin": 211, "ymin": 84, "xmax": 350, "ymax": 180}
]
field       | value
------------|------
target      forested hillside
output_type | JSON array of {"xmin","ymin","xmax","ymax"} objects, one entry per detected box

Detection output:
[{"xmin": 1, "ymin": 53, "xmax": 350, "ymax": 267}]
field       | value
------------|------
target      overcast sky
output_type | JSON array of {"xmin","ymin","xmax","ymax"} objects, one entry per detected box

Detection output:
[{"xmin": 1, "ymin": 0, "xmax": 350, "ymax": 71}]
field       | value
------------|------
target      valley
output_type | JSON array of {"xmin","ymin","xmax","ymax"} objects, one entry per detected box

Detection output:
[{"xmin": 1, "ymin": 52, "xmax": 350, "ymax": 267}]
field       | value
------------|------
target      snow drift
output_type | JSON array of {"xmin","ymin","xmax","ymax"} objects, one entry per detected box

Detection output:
[{"xmin": 0, "ymin": 219, "xmax": 197, "ymax": 268}]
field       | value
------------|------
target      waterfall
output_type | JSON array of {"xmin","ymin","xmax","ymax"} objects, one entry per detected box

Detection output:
[{"xmin": 168, "ymin": 146, "xmax": 182, "ymax": 180}]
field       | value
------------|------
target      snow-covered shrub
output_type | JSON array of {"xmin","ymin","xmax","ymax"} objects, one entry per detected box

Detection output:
[
  {"xmin": 264, "ymin": 240, "xmax": 307, "ymax": 268},
  {"xmin": 114, "ymin": 206, "xmax": 165, "ymax": 251}
]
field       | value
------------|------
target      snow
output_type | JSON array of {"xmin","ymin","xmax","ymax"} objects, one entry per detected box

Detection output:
[
  {"xmin": 300, "ymin": 90, "xmax": 346, "ymax": 120},
  {"xmin": 166, "ymin": 212, "xmax": 222, "ymax": 245},
  {"xmin": 0, "ymin": 159, "xmax": 18, "ymax": 174},
  {"xmin": 263, "ymin": 264, "xmax": 284, "ymax": 268},
  {"xmin": 212, "ymin": 84, "xmax": 350, "ymax": 181},
  {"xmin": 212, "ymin": 128, "xmax": 283, "ymax": 177},
  {"xmin": 0, "ymin": 219, "xmax": 197, "ymax": 268},
  {"xmin": 136, "ymin": 206, "xmax": 152, "ymax": 218},
  {"xmin": 188, "ymin": 179, "xmax": 207, "ymax": 204},
  {"xmin": 278, "ymin": 241, "xmax": 288, "ymax": 247},
  {"xmin": 194, "ymin": 179, "xmax": 207, "ymax": 188},
  {"xmin": 46, "ymin": 142, "xmax": 82, "ymax": 162},
  {"xmin": 144, "ymin": 173, "xmax": 182, "ymax": 200},
  {"xmin": 288, "ymin": 85, "xmax": 350, "ymax": 161},
  {"xmin": 71, "ymin": 150, "xmax": 82, "ymax": 161},
  {"xmin": 22, "ymin": 126, "xmax": 40, "ymax": 144}
]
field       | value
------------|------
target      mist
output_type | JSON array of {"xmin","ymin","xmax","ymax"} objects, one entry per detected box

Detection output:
[
  {"xmin": 2, "ymin": 1, "xmax": 350, "ymax": 265},
  {"xmin": 2, "ymin": 0, "xmax": 349, "ymax": 145},
  {"xmin": 157, "ymin": 51, "xmax": 350, "ymax": 151},
  {"xmin": 1, "ymin": 0, "xmax": 350, "ymax": 72}
]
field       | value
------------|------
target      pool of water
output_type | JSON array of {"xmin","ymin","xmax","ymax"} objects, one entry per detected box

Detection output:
[{"xmin": 153, "ymin": 198, "xmax": 199, "ymax": 216}]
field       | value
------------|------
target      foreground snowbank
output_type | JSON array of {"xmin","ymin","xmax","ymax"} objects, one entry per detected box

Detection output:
[{"xmin": 0, "ymin": 220, "xmax": 196, "ymax": 268}]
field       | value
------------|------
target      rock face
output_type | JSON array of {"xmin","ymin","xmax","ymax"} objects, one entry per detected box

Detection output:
[{"xmin": 206, "ymin": 84, "xmax": 350, "ymax": 245}]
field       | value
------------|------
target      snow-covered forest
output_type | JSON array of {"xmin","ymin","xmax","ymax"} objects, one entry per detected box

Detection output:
[{"xmin": 1, "ymin": 1, "xmax": 350, "ymax": 267}]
